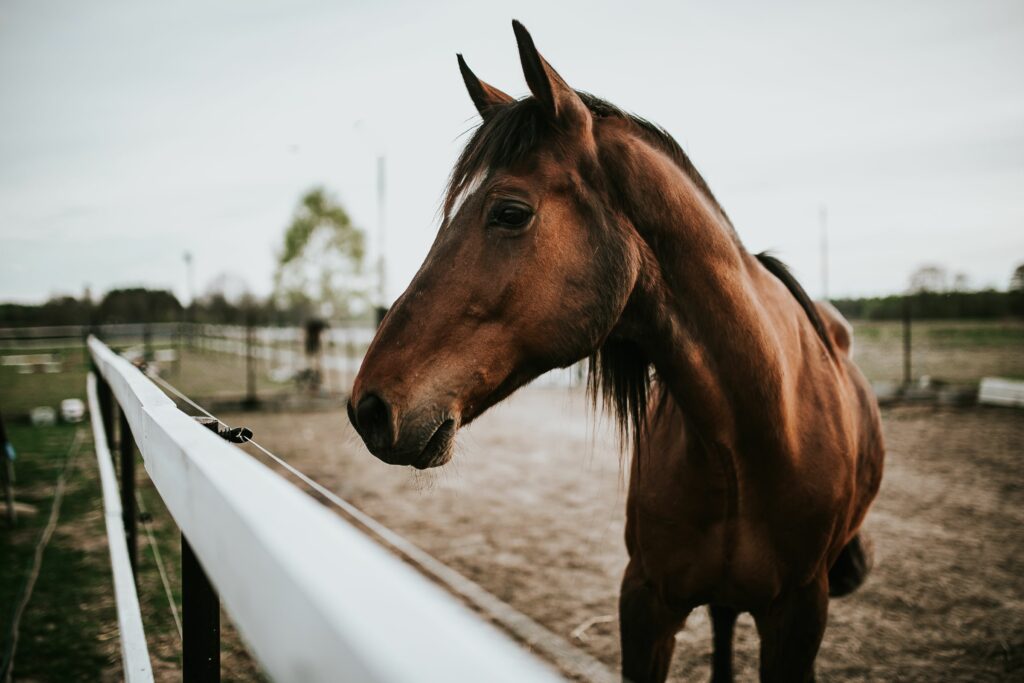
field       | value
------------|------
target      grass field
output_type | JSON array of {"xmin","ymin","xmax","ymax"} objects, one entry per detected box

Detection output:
[
  {"xmin": 0, "ymin": 343, "xmax": 277, "ymax": 681},
  {"xmin": 0, "ymin": 347, "xmax": 90, "ymax": 418},
  {"xmin": 851, "ymin": 319, "xmax": 1024, "ymax": 384},
  {"xmin": 0, "ymin": 344, "xmax": 294, "ymax": 417},
  {"xmin": 0, "ymin": 424, "xmax": 118, "ymax": 681}
]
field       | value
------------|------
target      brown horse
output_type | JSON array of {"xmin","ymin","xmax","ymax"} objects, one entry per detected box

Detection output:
[{"xmin": 349, "ymin": 21, "xmax": 884, "ymax": 683}]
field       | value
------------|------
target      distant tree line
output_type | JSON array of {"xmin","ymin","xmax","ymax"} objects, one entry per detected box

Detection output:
[
  {"xmin": 3, "ymin": 284, "xmax": 1020, "ymax": 327},
  {"xmin": 0, "ymin": 287, "xmax": 367, "ymax": 328},
  {"xmin": 832, "ymin": 289, "xmax": 1023, "ymax": 321},
  {"xmin": 0, "ymin": 288, "xmax": 183, "ymax": 327},
  {"xmin": 831, "ymin": 262, "xmax": 1024, "ymax": 320}
]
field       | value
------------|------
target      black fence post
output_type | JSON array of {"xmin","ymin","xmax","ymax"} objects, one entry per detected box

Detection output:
[
  {"xmin": 143, "ymin": 322, "xmax": 153, "ymax": 363},
  {"xmin": 902, "ymin": 295, "xmax": 913, "ymax": 388},
  {"xmin": 182, "ymin": 536, "xmax": 220, "ymax": 682},
  {"xmin": 119, "ymin": 410, "xmax": 138, "ymax": 576},
  {"xmin": 243, "ymin": 315, "xmax": 259, "ymax": 410},
  {"xmin": 182, "ymin": 418, "xmax": 223, "ymax": 683},
  {"xmin": 97, "ymin": 375, "xmax": 115, "ymax": 453},
  {"xmin": 0, "ymin": 410, "xmax": 15, "ymax": 527}
]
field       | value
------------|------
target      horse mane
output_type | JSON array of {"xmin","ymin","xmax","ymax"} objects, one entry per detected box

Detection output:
[
  {"xmin": 447, "ymin": 93, "xmax": 829, "ymax": 448},
  {"xmin": 754, "ymin": 252, "xmax": 835, "ymax": 356}
]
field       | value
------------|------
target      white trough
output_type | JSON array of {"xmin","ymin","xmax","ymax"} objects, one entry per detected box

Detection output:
[{"xmin": 978, "ymin": 376, "xmax": 1024, "ymax": 408}]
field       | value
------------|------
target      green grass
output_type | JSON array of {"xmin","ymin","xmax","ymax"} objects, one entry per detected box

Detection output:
[
  {"xmin": 922, "ymin": 323, "xmax": 1024, "ymax": 347},
  {"xmin": 0, "ymin": 415, "xmax": 263, "ymax": 680},
  {"xmin": 850, "ymin": 319, "xmax": 1024, "ymax": 383},
  {"xmin": 171, "ymin": 347, "xmax": 292, "ymax": 399},
  {"xmin": 0, "ymin": 423, "xmax": 118, "ymax": 681},
  {"xmin": 0, "ymin": 347, "xmax": 89, "ymax": 417}
]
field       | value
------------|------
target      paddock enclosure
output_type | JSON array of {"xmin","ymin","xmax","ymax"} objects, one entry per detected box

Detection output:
[{"xmin": 2, "ymin": 325, "xmax": 1021, "ymax": 681}]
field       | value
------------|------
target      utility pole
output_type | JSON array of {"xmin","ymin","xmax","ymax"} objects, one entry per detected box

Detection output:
[
  {"xmin": 376, "ymin": 155, "xmax": 388, "ymax": 327},
  {"xmin": 819, "ymin": 204, "xmax": 829, "ymax": 301},
  {"xmin": 183, "ymin": 251, "xmax": 195, "ymax": 309},
  {"xmin": 183, "ymin": 251, "xmax": 195, "ymax": 348}
]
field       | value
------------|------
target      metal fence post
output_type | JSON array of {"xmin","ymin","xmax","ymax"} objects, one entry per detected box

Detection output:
[
  {"xmin": 182, "ymin": 418, "xmax": 223, "ymax": 682},
  {"xmin": 119, "ymin": 409, "xmax": 138, "ymax": 575}
]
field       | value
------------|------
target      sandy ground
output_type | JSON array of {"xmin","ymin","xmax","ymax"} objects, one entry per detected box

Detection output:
[{"xmin": 222, "ymin": 387, "xmax": 1023, "ymax": 681}]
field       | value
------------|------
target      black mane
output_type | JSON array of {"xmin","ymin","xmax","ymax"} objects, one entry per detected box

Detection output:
[{"xmin": 755, "ymin": 252, "xmax": 835, "ymax": 356}]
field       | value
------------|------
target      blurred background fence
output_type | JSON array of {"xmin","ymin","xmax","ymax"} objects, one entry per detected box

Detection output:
[{"xmin": 4, "ymin": 315, "xmax": 1021, "ymax": 421}]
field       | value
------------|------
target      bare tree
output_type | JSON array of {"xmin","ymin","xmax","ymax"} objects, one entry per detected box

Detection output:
[
  {"xmin": 908, "ymin": 264, "xmax": 949, "ymax": 294},
  {"xmin": 1011, "ymin": 263, "xmax": 1024, "ymax": 292}
]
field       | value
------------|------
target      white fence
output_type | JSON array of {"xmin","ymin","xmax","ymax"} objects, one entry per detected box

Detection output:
[
  {"xmin": 86, "ymin": 373, "xmax": 154, "ymax": 683},
  {"xmin": 192, "ymin": 323, "xmax": 587, "ymax": 390},
  {"xmin": 0, "ymin": 322, "xmax": 589, "ymax": 390},
  {"xmin": 88, "ymin": 336, "xmax": 562, "ymax": 682}
]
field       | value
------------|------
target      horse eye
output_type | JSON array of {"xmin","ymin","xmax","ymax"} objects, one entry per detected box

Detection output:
[{"xmin": 489, "ymin": 203, "xmax": 533, "ymax": 230}]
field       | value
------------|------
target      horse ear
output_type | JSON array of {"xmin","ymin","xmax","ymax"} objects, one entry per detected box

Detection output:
[
  {"xmin": 512, "ymin": 20, "xmax": 589, "ymax": 126},
  {"xmin": 457, "ymin": 54, "xmax": 513, "ymax": 119}
]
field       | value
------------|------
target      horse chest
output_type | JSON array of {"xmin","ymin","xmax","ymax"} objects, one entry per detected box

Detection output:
[{"xmin": 627, "ymin": 447, "xmax": 843, "ymax": 607}]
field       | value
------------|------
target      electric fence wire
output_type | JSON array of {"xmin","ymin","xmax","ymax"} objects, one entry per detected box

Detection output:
[{"xmin": 134, "ymin": 489, "xmax": 183, "ymax": 641}]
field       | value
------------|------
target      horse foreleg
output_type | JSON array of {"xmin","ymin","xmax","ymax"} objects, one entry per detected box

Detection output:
[
  {"xmin": 614, "ymin": 565, "xmax": 688, "ymax": 683},
  {"xmin": 619, "ymin": 564, "xmax": 687, "ymax": 683},
  {"xmin": 752, "ymin": 573, "xmax": 829, "ymax": 683},
  {"xmin": 708, "ymin": 604, "xmax": 739, "ymax": 682}
]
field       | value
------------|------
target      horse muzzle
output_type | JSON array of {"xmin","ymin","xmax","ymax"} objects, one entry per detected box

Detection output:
[{"xmin": 347, "ymin": 392, "xmax": 459, "ymax": 469}]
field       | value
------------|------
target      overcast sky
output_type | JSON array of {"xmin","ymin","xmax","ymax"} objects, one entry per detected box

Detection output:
[{"xmin": 1, "ymin": 0, "xmax": 1022, "ymax": 305}]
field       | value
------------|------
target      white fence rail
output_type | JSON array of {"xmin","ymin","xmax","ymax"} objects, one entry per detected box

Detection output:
[
  {"xmin": 88, "ymin": 336, "xmax": 561, "ymax": 682},
  {"xmin": 86, "ymin": 373, "xmax": 154, "ymax": 683},
  {"xmin": 0, "ymin": 322, "xmax": 586, "ymax": 390},
  {"xmin": 193, "ymin": 323, "xmax": 586, "ymax": 389}
]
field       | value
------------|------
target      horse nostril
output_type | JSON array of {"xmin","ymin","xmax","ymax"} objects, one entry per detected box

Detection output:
[{"xmin": 354, "ymin": 392, "xmax": 392, "ymax": 445}]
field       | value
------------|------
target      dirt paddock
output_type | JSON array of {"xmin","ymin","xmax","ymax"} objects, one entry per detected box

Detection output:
[{"xmin": 226, "ymin": 387, "xmax": 1023, "ymax": 681}]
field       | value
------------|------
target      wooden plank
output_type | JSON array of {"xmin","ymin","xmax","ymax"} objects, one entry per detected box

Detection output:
[
  {"xmin": 87, "ymin": 373, "xmax": 155, "ymax": 683},
  {"xmin": 88, "ymin": 336, "xmax": 562, "ymax": 683}
]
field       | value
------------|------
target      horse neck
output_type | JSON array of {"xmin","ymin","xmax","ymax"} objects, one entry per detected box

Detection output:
[{"xmin": 601, "ymin": 129, "xmax": 796, "ymax": 448}]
